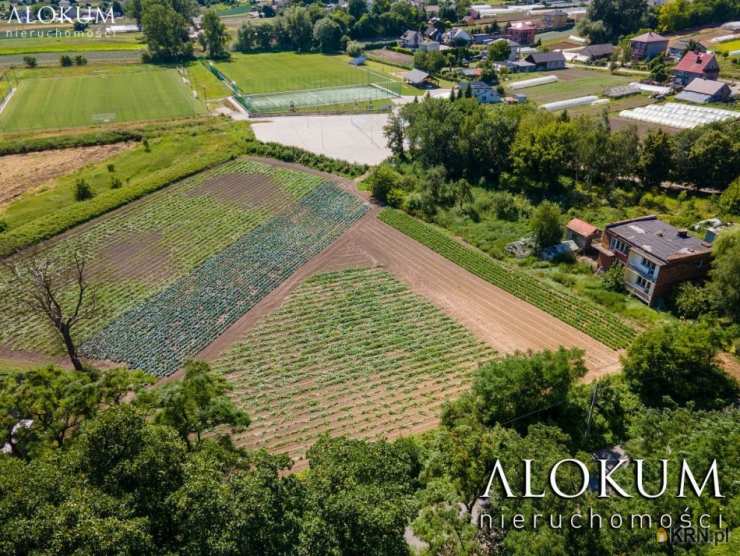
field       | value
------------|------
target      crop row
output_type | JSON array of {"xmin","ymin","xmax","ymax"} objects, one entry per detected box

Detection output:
[
  {"xmin": 215, "ymin": 268, "xmax": 497, "ymax": 460},
  {"xmin": 81, "ymin": 183, "xmax": 367, "ymax": 376},
  {"xmin": 0, "ymin": 159, "xmax": 325, "ymax": 355},
  {"xmin": 378, "ymin": 209, "xmax": 636, "ymax": 350}
]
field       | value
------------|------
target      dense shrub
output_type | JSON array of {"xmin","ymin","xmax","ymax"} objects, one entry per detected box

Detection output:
[
  {"xmin": 601, "ymin": 263, "xmax": 626, "ymax": 293},
  {"xmin": 75, "ymin": 179, "xmax": 94, "ymax": 201},
  {"xmin": 244, "ymin": 140, "xmax": 367, "ymax": 177},
  {"xmin": 0, "ymin": 130, "xmax": 143, "ymax": 156}
]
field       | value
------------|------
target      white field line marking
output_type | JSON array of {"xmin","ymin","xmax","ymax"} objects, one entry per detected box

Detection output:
[{"xmin": 0, "ymin": 87, "xmax": 16, "ymax": 117}]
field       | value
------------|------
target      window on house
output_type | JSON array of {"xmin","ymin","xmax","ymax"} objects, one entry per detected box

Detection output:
[
  {"xmin": 635, "ymin": 276, "xmax": 650, "ymax": 291},
  {"xmin": 641, "ymin": 257, "xmax": 656, "ymax": 276},
  {"xmin": 609, "ymin": 237, "xmax": 628, "ymax": 254}
]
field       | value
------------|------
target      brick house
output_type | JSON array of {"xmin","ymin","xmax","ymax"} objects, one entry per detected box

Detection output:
[
  {"xmin": 594, "ymin": 216, "xmax": 712, "ymax": 305},
  {"xmin": 671, "ymin": 51, "xmax": 720, "ymax": 85},
  {"xmin": 508, "ymin": 22, "xmax": 537, "ymax": 46},
  {"xmin": 630, "ymin": 32, "xmax": 668, "ymax": 60}
]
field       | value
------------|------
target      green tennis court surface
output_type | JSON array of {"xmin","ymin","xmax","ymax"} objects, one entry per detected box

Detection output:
[
  {"xmin": 243, "ymin": 83, "xmax": 399, "ymax": 113},
  {"xmin": 0, "ymin": 67, "xmax": 204, "ymax": 131}
]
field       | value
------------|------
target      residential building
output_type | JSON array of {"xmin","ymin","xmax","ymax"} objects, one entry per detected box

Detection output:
[
  {"xmin": 576, "ymin": 43, "xmax": 615, "ymax": 63},
  {"xmin": 525, "ymin": 51, "xmax": 566, "ymax": 70},
  {"xmin": 630, "ymin": 32, "xmax": 668, "ymax": 60},
  {"xmin": 675, "ymin": 78, "xmax": 732, "ymax": 103},
  {"xmin": 419, "ymin": 40, "xmax": 440, "ymax": 52},
  {"xmin": 595, "ymin": 216, "xmax": 712, "ymax": 305},
  {"xmin": 543, "ymin": 10, "xmax": 569, "ymax": 30},
  {"xmin": 400, "ymin": 30, "xmax": 422, "ymax": 49},
  {"xmin": 672, "ymin": 51, "xmax": 720, "ymax": 85},
  {"xmin": 444, "ymin": 28, "xmax": 473, "ymax": 46},
  {"xmin": 508, "ymin": 22, "xmax": 537, "ymax": 46},
  {"xmin": 402, "ymin": 69, "xmax": 430, "ymax": 86},
  {"xmin": 457, "ymin": 80, "xmax": 501, "ymax": 103}
]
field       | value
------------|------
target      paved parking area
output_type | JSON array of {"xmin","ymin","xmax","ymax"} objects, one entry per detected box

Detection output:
[{"xmin": 250, "ymin": 113, "xmax": 392, "ymax": 165}]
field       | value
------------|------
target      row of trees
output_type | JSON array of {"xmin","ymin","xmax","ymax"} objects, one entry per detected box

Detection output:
[
  {"xmin": 235, "ymin": 0, "xmax": 425, "ymax": 54},
  {"xmin": 383, "ymin": 97, "xmax": 739, "ymax": 196},
  {"xmin": 657, "ymin": 0, "xmax": 740, "ymax": 33}
]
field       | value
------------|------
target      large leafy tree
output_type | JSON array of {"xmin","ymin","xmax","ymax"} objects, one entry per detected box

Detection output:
[
  {"xmin": 530, "ymin": 201, "xmax": 563, "ymax": 251},
  {"xmin": 201, "ymin": 10, "xmax": 230, "ymax": 60},
  {"xmin": 622, "ymin": 321, "xmax": 738, "ymax": 409},
  {"xmin": 638, "ymin": 129, "xmax": 673, "ymax": 187},
  {"xmin": 141, "ymin": 0, "xmax": 194, "ymax": 62},
  {"xmin": 708, "ymin": 227, "xmax": 740, "ymax": 323},
  {"xmin": 151, "ymin": 360, "xmax": 250, "ymax": 449},
  {"xmin": 579, "ymin": 0, "xmax": 651, "ymax": 42},
  {"xmin": 313, "ymin": 17, "xmax": 342, "ymax": 53}
]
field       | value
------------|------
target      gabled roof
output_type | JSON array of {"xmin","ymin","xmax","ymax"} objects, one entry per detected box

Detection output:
[
  {"xmin": 674, "ymin": 51, "xmax": 718, "ymax": 74},
  {"xmin": 567, "ymin": 218, "xmax": 599, "ymax": 237},
  {"xmin": 526, "ymin": 51, "xmax": 566, "ymax": 64},
  {"xmin": 631, "ymin": 32, "xmax": 667, "ymax": 44},
  {"xmin": 581, "ymin": 44, "xmax": 615, "ymax": 58},
  {"xmin": 684, "ymin": 77, "xmax": 728, "ymax": 95},
  {"xmin": 403, "ymin": 69, "xmax": 429, "ymax": 83},
  {"xmin": 606, "ymin": 216, "xmax": 711, "ymax": 262}
]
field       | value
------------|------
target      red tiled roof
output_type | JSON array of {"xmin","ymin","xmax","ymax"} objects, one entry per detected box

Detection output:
[
  {"xmin": 674, "ymin": 51, "xmax": 717, "ymax": 74},
  {"xmin": 567, "ymin": 218, "xmax": 599, "ymax": 237}
]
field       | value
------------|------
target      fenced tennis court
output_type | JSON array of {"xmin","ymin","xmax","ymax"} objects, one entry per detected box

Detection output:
[{"xmin": 242, "ymin": 83, "xmax": 400, "ymax": 114}]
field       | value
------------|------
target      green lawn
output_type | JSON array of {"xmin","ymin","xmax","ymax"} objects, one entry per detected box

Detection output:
[
  {"xmin": 0, "ymin": 30, "xmax": 143, "ymax": 55},
  {"xmin": 505, "ymin": 70, "xmax": 634, "ymax": 105},
  {"xmin": 0, "ymin": 66, "xmax": 205, "ymax": 131},
  {"xmin": 186, "ymin": 62, "xmax": 231, "ymax": 100},
  {"xmin": 214, "ymin": 52, "xmax": 395, "ymax": 94}
]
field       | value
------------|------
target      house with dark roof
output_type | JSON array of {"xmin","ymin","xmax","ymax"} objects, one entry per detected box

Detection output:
[
  {"xmin": 672, "ymin": 51, "xmax": 720, "ymax": 85},
  {"xmin": 594, "ymin": 215, "xmax": 712, "ymax": 305},
  {"xmin": 525, "ymin": 51, "xmax": 566, "ymax": 70},
  {"xmin": 675, "ymin": 78, "xmax": 731, "ymax": 103},
  {"xmin": 402, "ymin": 69, "xmax": 430, "ymax": 86},
  {"xmin": 630, "ymin": 32, "xmax": 668, "ymax": 60},
  {"xmin": 577, "ymin": 43, "xmax": 615, "ymax": 62}
]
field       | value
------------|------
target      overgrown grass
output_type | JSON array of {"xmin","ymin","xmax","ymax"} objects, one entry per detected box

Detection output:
[{"xmin": 0, "ymin": 121, "xmax": 253, "ymax": 255}]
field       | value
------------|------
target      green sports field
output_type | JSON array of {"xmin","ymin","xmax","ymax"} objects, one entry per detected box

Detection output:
[
  {"xmin": 0, "ymin": 67, "xmax": 205, "ymax": 131},
  {"xmin": 214, "ymin": 52, "xmax": 390, "ymax": 94}
]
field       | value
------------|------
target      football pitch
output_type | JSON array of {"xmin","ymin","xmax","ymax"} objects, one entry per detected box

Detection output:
[
  {"xmin": 0, "ymin": 67, "xmax": 205, "ymax": 131},
  {"xmin": 214, "ymin": 52, "xmax": 373, "ymax": 94}
]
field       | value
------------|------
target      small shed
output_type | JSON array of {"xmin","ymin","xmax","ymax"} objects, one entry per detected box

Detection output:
[
  {"xmin": 403, "ymin": 69, "xmax": 430, "ymax": 86},
  {"xmin": 349, "ymin": 56, "xmax": 367, "ymax": 66},
  {"xmin": 566, "ymin": 218, "xmax": 601, "ymax": 252}
]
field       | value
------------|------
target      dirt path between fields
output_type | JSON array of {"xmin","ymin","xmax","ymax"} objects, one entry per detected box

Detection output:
[
  {"xmin": 198, "ymin": 204, "xmax": 622, "ymax": 380},
  {"xmin": 0, "ymin": 142, "xmax": 135, "ymax": 208}
]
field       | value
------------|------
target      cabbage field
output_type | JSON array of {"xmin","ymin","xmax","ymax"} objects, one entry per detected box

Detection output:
[
  {"xmin": 217, "ymin": 267, "xmax": 498, "ymax": 465},
  {"xmin": 0, "ymin": 159, "xmax": 366, "ymax": 375}
]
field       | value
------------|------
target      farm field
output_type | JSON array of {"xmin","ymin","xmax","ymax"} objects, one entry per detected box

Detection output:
[
  {"xmin": 378, "ymin": 209, "xmax": 636, "ymax": 350},
  {"xmin": 217, "ymin": 267, "xmax": 498, "ymax": 465},
  {"xmin": 0, "ymin": 66, "xmax": 204, "ymax": 131},
  {"xmin": 505, "ymin": 69, "xmax": 634, "ymax": 105},
  {"xmin": 0, "ymin": 30, "xmax": 144, "ymax": 55},
  {"xmin": 0, "ymin": 158, "xmax": 367, "ymax": 376}
]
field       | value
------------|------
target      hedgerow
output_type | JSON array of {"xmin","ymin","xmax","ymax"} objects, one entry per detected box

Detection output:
[
  {"xmin": 245, "ymin": 140, "xmax": 368, "ymax": 178},
  {"xmin": 378, "ymin": 209, "xmax": 637, "ymax": 350},
  {"xmin": 0, "ymin": 130, "xmax": 143, "ymax": 156},
  {"xmin": 81, "ymin": 183, "xmax": 367, "ymax": 376}
]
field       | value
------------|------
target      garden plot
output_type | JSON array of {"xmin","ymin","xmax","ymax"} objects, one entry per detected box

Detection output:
[
  {"xmin": 217, "ymin": 268, "xmax": 498, "ymax": 465},
  {"xmin": 0, "ymin": 159, "xmax": 364, "ymax": 376}
]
